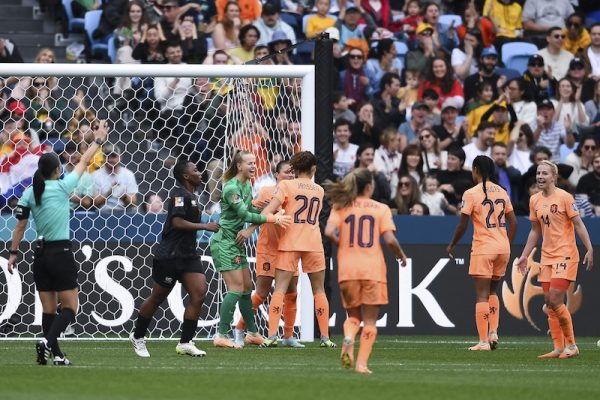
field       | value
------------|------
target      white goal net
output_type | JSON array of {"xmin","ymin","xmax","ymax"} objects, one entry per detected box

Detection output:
[{"xmin": 0, "ymin": 64, "xmax": 315, "ymax": 340}]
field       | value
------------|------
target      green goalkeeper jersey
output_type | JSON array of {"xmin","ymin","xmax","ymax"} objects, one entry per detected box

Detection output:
[{"xmin": 212, "ymin": 178, "xmax": 267, "ymax": 242}]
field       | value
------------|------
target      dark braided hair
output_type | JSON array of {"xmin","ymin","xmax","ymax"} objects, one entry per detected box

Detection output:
[
  {"xmin": 472, "ymin": 155, "xmax": 497, "ymax": 201},
  {"xmin": 33, "ymin": 153, "xmax": 61, "ymax": 206}
]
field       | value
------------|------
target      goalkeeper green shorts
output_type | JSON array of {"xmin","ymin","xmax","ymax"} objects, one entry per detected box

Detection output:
[{"xmin": 210, "ymin": 239, "xmax": 249, "ymax": 272}]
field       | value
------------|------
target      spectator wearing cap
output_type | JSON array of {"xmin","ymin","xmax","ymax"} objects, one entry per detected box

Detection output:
[
  {"xmin": 422, "ymin": 2, "xmax": 459, "ymax": 55},
  {"xmin": 565, "ymin": 57, "xmax": 596, "ymax": 103},
  {"xmin": 216, "ymin": 0, "xmax": 262, "ymax": 25},
  {"xmin": 462, "ymin": 121, "xmax": 495, "ymax": 169},
  {"xmin": 306, "ymin": 0, "xmax": 336, "ymax": 39},
  {"xmin": 399, "ymin": 101, "xmax": 429, "ymax": 146},
  {"xmin": 581, "ymin": 23, "xmax": 600, "ymax": 81},
  {"xmin": 463, "ymin": 46, "xmax": 504, "ymax": 105},
  {"xmin": 268, "ymin": 31, "xmax": 294, "ymax": 65},
  {"xmin": 0, "ymin": 38, "xmax": 24, "ymax": 63},
  {"xmin": 530, "ymin": 98, "xmax": 575, "ymax": 163},
  {"xmin": 452, "ymin": 27, "xmax": 484, "ymax": 82},
  {"xmin": 537, "ymin": 27, "xmax": 574, "ymax": 81},
  {"xmin": 406, "ymin": 23, "xmax": 444, "ymax": 73},
  {"xmin": 434, "ymin": 99, "xmax": 468, "ymax": 150},
  {"xmin": 482, "ymin": 0, "xmax": 523, "ymax": 61},
  {"xmin": 505, "ymin": 77, "xmax": 537, "ymax": 127},
  {"xmin": 418, "ymin": 57, "xmax": 464, "ymax": 110},
  {"xmin": 364, "ymin": 39, "xmax": 402, "ymax": 96},
  {"xmin": 522, "ymin": 0, "xmax": 574, "ymax": 47},
  {"xmin": 523, "ymin": 54, "xmax": 552, "ymax": 102},
  {"xmin": 254, "ymin": 3, "xmax": 296, "ymax": 46},
  {"xmin": 230, "ymin": 24, "xmax": 260, "ymax": 63},
  {"xmin": 335, "ymin": 4, "xmax": 371, "ymax": 49},
  {"xmin": 92, "ymin": 145, "xmax": 138, "ymax": 213},
  {"xmin": 477, "ymin": 91, "xmax": 518, "ymax": 145},
  {"xmin": 458, "ymin": 1, "xmax": 494, "ymax": 48},
  {"xmin": 563, "ymin": 13, "xmax": 590, "ymax": 56}
]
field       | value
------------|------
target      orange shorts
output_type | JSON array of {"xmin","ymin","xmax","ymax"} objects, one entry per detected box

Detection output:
[
  {"xmin": 538, "ymin": 262, "xmax": 578, "ymax": 283},
  {"xmin": 469, "ymin": 253, "xmax": 510, "ymax": 279},
  {"xmin": 339, "ymin": 280, "xmax": 388, "ymax": 309},
  {"xmin": 256, "ymin": 252, "xmax": 298, "ymax": 278},
  {"xmin": 277, "ymin": 251, "xmax": 325, "ymax": 274}
]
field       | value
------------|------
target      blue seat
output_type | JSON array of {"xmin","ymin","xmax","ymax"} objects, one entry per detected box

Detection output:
[
  {"xmin": 107, "ymin": 36, "xmax": 116, "ymax": 63},
  {"xmin": 438, "ymin": 14, "xmax": 462, "ymax": 28},
  {"xmin": 394, "ymin": 41, "xmax": 408, "ymax": 67},
  {"xmin": 62, "ymin": 0, "xmax": 84, "ymax": 32},
  {"xmin": 84, "ymin": 10, "xmax": 110, "ymax": 59},
  {"xmin": 502, "ymin": 42, "xmax": 538, "ymax": 74},
  {"xmin": 294, "ymin": 40, "xmax": 314, "ymax": 64}
]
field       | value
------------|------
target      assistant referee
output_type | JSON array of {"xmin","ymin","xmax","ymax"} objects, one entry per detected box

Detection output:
[{"xmin": 7, "ymin": 120, "xmax": 108, "ymax": 366}]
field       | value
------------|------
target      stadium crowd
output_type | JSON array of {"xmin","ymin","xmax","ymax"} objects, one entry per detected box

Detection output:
[{"xmin": 1, "ymin": 0, "xmax": 600, "ymax": 218}]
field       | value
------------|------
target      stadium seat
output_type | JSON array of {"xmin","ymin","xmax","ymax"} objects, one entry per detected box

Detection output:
[
  {"xmin": 588, "ymin": 10, "xmax": 600, "ymax": 25},
  {"xmin": 84, "ymin": 10, "xmax": 110, "ymax": 60},
  {"xmin": 502, "ymin": 42, "xmax": 538, "ymax": 75},
  {"xmin": 281, "ymin": 11, "xmax": 301, "ymax": 38},
  {"xmin": 107, "ymin": 36, "xmax": 116, "ymax": 64},
  {"xmin": 62, "ymin": 0, "xmax": 85, "ymax": 32},
  {"xmin": 438, "ymin": 14, "xmax": 462, "ymax": 27},
  {"xmin": 206, "ymin": 37, "xmax": 214, "ymax": 52},
  {"xmin": 294, "ymin": 40, "xmax": 314, "ymax": 64},
  {"xmin": 394, "ymin": 41, "xmax": 408, "ymax": 68}
]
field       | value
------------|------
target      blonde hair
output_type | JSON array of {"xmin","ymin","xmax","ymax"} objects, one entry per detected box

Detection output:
[
  {"xmin": 539, "ymin": 160, "xmax": 558, "ymax": 175},
  {"xmin": 324, "ymin": 168, "xmax": 373, "ymax": 209},
  {"xmin": 223, "ymin": 150, "xmax": 253, "ymax": 182}
]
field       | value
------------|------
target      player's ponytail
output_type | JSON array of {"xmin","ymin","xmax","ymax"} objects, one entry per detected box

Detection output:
[
  {"xmin": 324, "ymin": 168, "xmax": 372, "ymax": 209},
  {"xmin": 33, "ymin": 153, "xmax": 61, "ymax": 206},
  {"xmin": 223, "ymin": 150, "xmax": 252, "ymax": 182},
  {"xmin": 472, "ymin": 155, "xmax": 497, "ymax": 201}
]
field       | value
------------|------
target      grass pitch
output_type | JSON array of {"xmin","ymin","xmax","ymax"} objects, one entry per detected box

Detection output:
[{"xmin": 1, "ymin": 336, "xmax": 599, "ymax": 400}]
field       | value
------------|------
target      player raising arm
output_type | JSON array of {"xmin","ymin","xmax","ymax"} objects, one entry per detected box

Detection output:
[
  {"xmin": 324, "ymin": 168, "xmax": 407, "ymax": 374},
  {"xmin": 516, "ymin": 160, "xmax": 593, "ymax": 359},
  {"xmin": 447, "ymin": 156, "xmax": 517, "ymax": 351},
  {"xmin": 210, "ymin": 151, "xmax": 291, "ymax": 348}
]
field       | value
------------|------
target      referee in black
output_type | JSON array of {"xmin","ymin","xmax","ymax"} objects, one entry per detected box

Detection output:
[
  {"xmin": 130, "ymin": 159, "xmax": 219, "ymax": 358},
  {"xmin": 8, "ymin": 120, "xmax": 109, "ymax": 365}
]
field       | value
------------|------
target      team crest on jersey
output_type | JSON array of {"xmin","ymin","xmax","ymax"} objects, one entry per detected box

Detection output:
[
  {"xmin": 233, "ymin": 256, "xmax": 241, "ymax": 265},
  {"xmin": 174, "ymin": 197, "xmax": 184, "ymax": 207},
  {"xmin": 550, "ymin": 204, "xmax": 558, "ymax": 213},
  {"xmin": 262, "ymin": 262, "xmax": 271, "ymax": 272}
]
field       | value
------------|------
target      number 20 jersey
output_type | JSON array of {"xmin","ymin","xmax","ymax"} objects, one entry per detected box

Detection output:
[
  {"xmin": 461, "ymin": 183, "xmax": 513, "ymax": 256},
  {"xmin": 273, "ymin": 178, "xmax": 324, "ymax": 252}
]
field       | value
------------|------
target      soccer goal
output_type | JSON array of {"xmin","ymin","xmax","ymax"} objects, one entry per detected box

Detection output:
[{"xmin": 0, "ymin": 63, "xmax": 316, "ymax": 341}]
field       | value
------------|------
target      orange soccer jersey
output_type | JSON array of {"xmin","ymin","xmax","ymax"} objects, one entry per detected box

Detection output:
[
  {"xmin": 327, "ymin": 198, "xmax": 396, "ymax": 283},
  {"xmin": 274, "ymin": 178, "xmax": 324, "ymax": 252},
  {"xmin": 254, "ymin": 185, "xmax": 282, "ymax": 254},
  {"xmin": 461, "ymin": 183, "xmax": 513, "ymax": 255},
  {"xmin": 529, "ymin": 189, "xmax": 580, "ymax": 264}
]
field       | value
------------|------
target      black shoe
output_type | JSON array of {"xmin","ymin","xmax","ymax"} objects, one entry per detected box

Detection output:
[
  {"xmin": 53, "ymin": 354, "xmax": 72, "ymax": 366},
  {"xmin": 36, "ymin": 340, "xmax": 50, "ymax": 365}
]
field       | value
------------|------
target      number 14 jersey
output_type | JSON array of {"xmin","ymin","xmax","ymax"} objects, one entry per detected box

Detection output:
[{"xmin": 273, "ymin": 178, "xmax": 324, "ymax": 252}]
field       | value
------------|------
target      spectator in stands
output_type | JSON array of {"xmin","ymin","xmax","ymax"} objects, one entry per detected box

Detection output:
[
  {"xmin": 463, "ymin": 120, "xmax": 495, "ymax": 169},
  {"xmin": 409, "ymin": 202, "xmax": 430, "ymax": 216},
  {"xmin": 564, "ymin": 134, "xmax": 597, "ymax": 187},
  {"xmin": 582, "ymin": 24, "xmax": 600, "ymax": 81},
  {"xmin": 399, "ymin": 101, "xmax": 429, "ymax": 147},
  {"xmin": 465, "ymin": 81, "xmax": 494, "ymax": 135},
  {"xmin": 305, "ymin": 0, "xmax": 336, "ymax": 39},
  {"xmin": 563, "ymin": 13, "xmax": 590, "ymax": 56},
  {"xmin": 523, "ymin": 54, "xmax": 552, "ymax": 102},
  {"xmin": 351, "ymin": 102, "xmax": 381, "ymax": 149},
  {"xmin": 333, "ymin": 118, "xmax": 358, "ymax": 179},
  {"xmin": 420, "ymin": 174, "xmax": 451, "ymax": 216},
  {"xmin": 393, "ymin": 174, "xmax": 420, "ymax": 214},
  {"xmin": 584, "ymin": 79, "xmax": 600, "ymax": 135},
  {"xmin": 565, "ymin": 57, "xmax": 595, "ymax": 104},
  {"xmin": 418, "ymin": 57, "xmax": 465, "ymax": 109},
  {"xmin": 452, "ymin": 28, "xmax": 484, "ymax": 82},
  {"xmin": 419, "ymin": 127, "xmax": 447, "ymax": 173},
  {"xmin": 333, "ymin": 91, "xmax": 356, "ymax": 124},
  {"xmin": 340, "ymin": 47, "xmax": 369, "ymax": 111},
  {"xmin": 437, "ymin": 146, "xmax": 473, "ymax": 208},
  {"xmin": 61, "ymin": 141, "xmax": 94, "ymax": 211},
  {"xmin": 267, "ymin": 31, "xmax": 294, "ymax": 65},
  {"xmin": 142, "ymin": 192, "xmax": 165, "ymax": 214},
  {"xmin": 463, "ymin": 46, "xmax": 504, "ymax": 105},
  {"xmin": 458, "ymin": 1, "xmax": 493, "ymax": 48},
  {"xmin": 575, "ymin": 150, "xmax": 600, "ymax": 209},
  {"xmin": 23, "ymin": 77, "xmax": 70, "ymax": 138},
  {"xmin": 434, "ymin": 98, "xmax": 468, "ymax": 150},
  {"xmin": 0, "ymin": 38, "xmax": 24, "ymax": 63},
  {"xmin": 216, "ymin": 0, "xmax": 262, "ymax": 25},
  {"xmin": 491, "ymin": 141, "xmax": 521, "ymax": 202},
  {"xmin": 406, "ymin": 23, "xmax": 443, "ymax": 74},
  {"xmin": 422, "ymin": 89, "xmax": 441, "ymax": 127},
  {"xmin": 553, "ymin": 77, "xmax": 589, "ymax": 138},
  {"xmin": 374, "ymin": 128, "xmax": 402, "ymax": 197},
  {"xmin": 537, "ymin": 27, "xmax": 574, "ymax": 81},
  {"xmin": 92, "ymin": 145, "xmax": 138, "ymax": 213},
  {"xmin": 371, "ymin": 72, "xmax": 403, "ymax": 140},
  {"xmin": 113, "ymin": 0, "xmax": 148, "ymax": 93},
  {"xmin": 34, "ymin": 48, "xmax": 56, "ymax": 64},
  {"xmin": 397, "ymin": 69, "xmax": 419, "ymax": 113},
  {"xmin": 71, "ymin": 0, "xmax": 100, "ymax": 18},
  {"xmin": 212, "ymin": 1, "xmax": 242, "ymax": 50},
  {"xmin": 132, "ymin": 24, "xmax": 167, "ymax": 64},
  {"xmin": 354, "ymin": 143, "xmax": 391, "ymax": 203},
  {"xmin": 478, "ymin": 95, "xmax": 518, "ymax": 145},
  {"xmin": 483, "ymin": 0, "xmax": 523, "ymax": 61},
  {"xmin": 158, "ymin": 0, "xmax": 200, "ymax": 42},
  {"xmin": 507, "ymin": 121, "xmax": 535, "ymax": 175},
  {"xmin": 522, "ymin": 0, "xmax": 574, "ymax": 47},
  {"xmin": 531, "ymin": 98, "xmax": 575, "ymax": 163},
  {"xmin": 397, "ymin": 0, "xmax": 423, "ymax": 45},
  {"xmin": 230, "ymin": 24, "xmax": 260, "ymax": 63},
  {"xmin": 254, "ymin": 3, "xmax": 296, "ymax": 46},
  {"xmin": 335, "ymin": 5, "xmax": 370, "ymax": 49},
  {"xmin": 178, "ymin": 18, "xmax": 208, "ymax": 64},
  {"xmin": 506, "ymin": 77, "xmax": 537, "ymax": 126},
  {"xmin": 422, "ymin": 2, "xmax": 459, "ymax": 55},
  {"xmin": 514, "ymin": 175, "xmax": 539, "ymax": 216},
  {"xmin": 364, "ymin": 39, "xmax": 402, "ymax": 96},
  {"xmin": 399, "ymin": 144, "xmax": 424, "ymax": 184}
]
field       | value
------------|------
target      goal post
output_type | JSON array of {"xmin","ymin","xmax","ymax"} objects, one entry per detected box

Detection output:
[{"xmin": 0, "ymin": 63, "xmax": 317, "ymax": 341}]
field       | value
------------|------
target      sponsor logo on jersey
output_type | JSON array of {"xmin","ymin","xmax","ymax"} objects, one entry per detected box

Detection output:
[{"xmin": 174, "ymin": 197, "xmax": 184, "ymax": 207}]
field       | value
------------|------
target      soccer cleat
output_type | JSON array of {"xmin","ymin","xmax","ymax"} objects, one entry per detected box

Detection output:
[
  {"xmin": 281, "ymin": 337, "xmax": 305, "ymax": 348},
  {"xmin": 36, "ymin": 339, "xmax": 50, "ymax": 365},
  {"xmin": 176, "ymin": 341, "xmax": 206, "ymax": 357},
  {"xmin": 559, "ymin": 345, "xmax": 579, "ymax": 359},
  {"xmin": 538, "ymin": 349, "xmax": 562, "ymax": 359},
  {"xmin": 468, "ymin": 342, "xmax": 491, "ymax": 351},
  {"xmin": 129, "ymin": 332, "xmax": 150, "ymax": 358},
  {"xmin": 489, "ymin": 331, "xmax": 499, "ymax": 350},
  {"xmin": 259, "ymin": 335, "xmax": 278, "ymax": 348},
  {"xmin": 355, "ymin": 364, "xmax": 372, "ymax": 374},
  {"xmin": 53, "ymin": 355, "xmax": 72, "ymax": 366},
  {"xmin": 233, "ymin": 329, "xmax": 245, "ymax": 348},
  {"xmin": 320, "ymin": 336, "xmax": 337, "ymax": 348},
  {"xmin": 340, "ymin": 337, "xmax": 354, "ymax": 369},
  {"xmin": 244, "ymin": 332, "xmax": 265, "ymax": 346},
  {"xmin": 213, "ymin": 333, "xmax": 242, "ymax": 349}
]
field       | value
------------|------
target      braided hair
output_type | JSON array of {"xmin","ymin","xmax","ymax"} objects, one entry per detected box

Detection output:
[{"xmin": 472, "ymin": 155, "xmax": 497, "ymax": 201}]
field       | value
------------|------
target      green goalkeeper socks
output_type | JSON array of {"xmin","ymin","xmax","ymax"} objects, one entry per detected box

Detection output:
[
  {"xmin": 219, "ymin": 291, "xmax": 242, "ymax": 335},
  {"xmin": 239, "ymin": 291, "xmax": 257, "ymax": 333}
]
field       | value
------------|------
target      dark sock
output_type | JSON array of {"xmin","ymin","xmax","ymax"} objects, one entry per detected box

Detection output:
[
  {"xmin": 46, "ymin": 308, "xmax": 75, "ymax": 357},
  {"xmin": 180, "ymin": 319, "xmax": 197, "ymax": 344},
  {"xmin": 134, "ymin": 314, "xmax": 152, "ymax": 339},
  {"xmin": 42, "ymin": 313, "xmax": 62, "ymax": 357}
]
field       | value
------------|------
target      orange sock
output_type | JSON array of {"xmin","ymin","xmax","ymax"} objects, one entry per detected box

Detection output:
[
  {"xmin": 283, "ymin": 292, "xmax": 297, "ymax": 338},
  {"xmin": 236, "ymin": 293, "xmax": 264, "ymax": 330},
  {"xmin": 547, "ymin": 308, "xmax": 565, "ymax": 350},
  {"xmin": 356, "ymin": 325, "xmax": 377, "ymax": 368},
  {"xmin": 554, "ymin": 304, "xmax": 575, "ymax": 346},
  {"xmin": 314, "ymin": 292, "xmax": 330, "ymax": 338},
  {"xmin": 267, "ymin": 292, "xmax": 284, "ymax": 337},
  {"xmin": 488, "ymin": 295, "xmax": 500, "ymax": 334},
  {"xmin": 475, "ymin": 302, "xmax": 489, "ymax": 342},
  {"xmin": 343, "ymin": 317, "xmax": 360, "ymax": 342}
]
